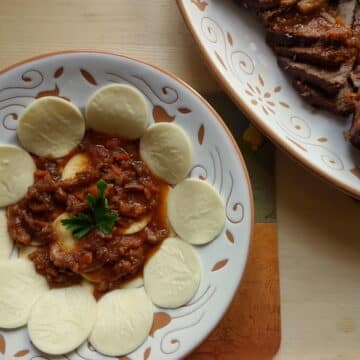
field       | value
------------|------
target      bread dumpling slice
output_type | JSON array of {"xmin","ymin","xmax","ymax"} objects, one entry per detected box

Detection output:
[
  {"xmin": 86, "ymin": 84, "xmax": 149, "ymax": 139},
  {"xmin": 51, "ymin": 213, "xmax": 78, "ymax": 251},
  {"xmin": 28, "ymin": 285, "xmax": 97, "ymax": 355},
  {"xmin": 119, "ymin": 276, "xmax": 144, "ymax": 289},
  {"xmin": 61, "ymin": 153, "xmax": 90, "ymax": 180},
  {"xmin": 49, "ymin": 213, "xmax": 81, "ymax": 270},
  {"xmin": 168, "ymin": 178, "xmax": 225, "ymax": 245},
  {"xmin": 0, "ymin": 259, "xmax": 48, "ymax": 328},
  {"xmin": 17, "ymin": 96, "xmax": 85, "ymax": 158},
  {"xmin": 122, "ymin": 214, "xmax": 151, "ymax": 235},
  {"xmin": 140, "ymin": 123, "xmax": 192, "ymax": 184},
  {"xmin": 144, "ymin": 237, "xmax": 201, "ymax": 308},
  {"xmin": 0, "ymin": 209, "xmax": 12, "ymax": 259},
  {"xmin": 19, "ymin": 245, "xmax": 37, "ymax": 259},
  {"xmin": 90, "ymin": 288, "xmax": 153, "ymax": 356},
  {"xmin": 0, "ymin": 145, "xmax": 35, "ymax": 207}
]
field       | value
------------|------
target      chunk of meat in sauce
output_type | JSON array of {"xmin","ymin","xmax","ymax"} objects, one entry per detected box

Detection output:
[
  {"xmin": 6, "ymin": 131, "xmax": 169, "ymax": 293},
  {"xmin": 29, "ymin": 248, "xmax": 83, "ymax": 286}
]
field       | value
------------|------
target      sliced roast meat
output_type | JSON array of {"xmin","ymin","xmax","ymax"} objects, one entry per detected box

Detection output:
[
  {"xmin": 273, "ymin": 44, "xmax": 356, "ymax": 67},
  {"xmin": 292, "ymin": 80, "xmax": 355, "ymax": 115},
  {"xmin": 278, "ymin": 56, "xmax": 356, "ymax": 96},
  {"xmin": 265, "ymin": 3, "xmax": 352, "ymax": 46},
  {"xmin": 237, "ymin": 0, "xmax": 360, "ymax": 150},
  {"xmin": 236, "ymin": 0, "xmax": 280, "ymax": 9},
  {"xmin": 347, "ymin": 6, "xmax": 360, "ymax": 91},
  {"xmin": 350, "ymin": 64, "xmax": 360, "ymax": 91},
  {"xmin": 345, "ymin": 100, "xmax": 360, "ymax": 148},
  {"xmin": 283, "ymin": 0, "xmax": 299, "ymax": 6},
  {"xmin": 242, "ymin": 0, "xmax": 327, "ymax": 15},
  {"xmin": 297, "ymin": 0, "xmax": 327, "ymax": 14},
  {"xmin": 258, "ymin": 7, "xmax": 286, "ymax": 26},
  {"xmin": 352, "ymin": 6, "xmax": 360, "ymax": 32},
  {"xmin": 271, "ymin": 0, "xmax": 357, "ymax": 66},
  {"xmin": 347, "ymin": 7, "xmax": 360, "ymax": 48}
]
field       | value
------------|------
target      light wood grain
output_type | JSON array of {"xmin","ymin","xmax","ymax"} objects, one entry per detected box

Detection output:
[
  {"xmin": 189, "ymin": 223, "xmax": 280, "ymax": 360},
  {"xmin": 276, "ymin": 152, "xmax": 360, "ymax": 360},
  {"xmin": 2, "ymin": 0, "xmax": 360, "ymax": 358},
  {"xmin": 0, "ymin": 0, "xmax": 219, "ymax": 93}
]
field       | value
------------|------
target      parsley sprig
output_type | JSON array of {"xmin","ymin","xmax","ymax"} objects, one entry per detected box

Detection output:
[{"xmin": 61, "ymin": 180, "xmax": 119, "ymax": 238}]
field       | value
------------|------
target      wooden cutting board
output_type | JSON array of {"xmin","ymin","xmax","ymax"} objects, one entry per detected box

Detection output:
[
  {"xmin": 188, "ymin": 223, "xmax": 280, "ymax": 360},
  {"xmin": 186, "ymin": 94, "xmax": 281, "ymax": 360}
]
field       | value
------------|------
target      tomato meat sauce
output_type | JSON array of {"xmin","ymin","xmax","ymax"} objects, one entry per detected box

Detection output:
[{"xmin": 6, "ymin": 131, "xmax": 169, "ymax": 296}]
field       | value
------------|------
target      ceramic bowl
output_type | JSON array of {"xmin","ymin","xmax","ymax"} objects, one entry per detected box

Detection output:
[{"xmin": 0, "ymin": 51, "xmax": 253, "ymax": 360}]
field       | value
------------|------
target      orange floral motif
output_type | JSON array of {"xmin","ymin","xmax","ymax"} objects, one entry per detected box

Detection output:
[
  {"xmin": 153, "ymin": 105, "xmax": 175, "ymax": 122},
  {"xmin": 198, "ymin": 124, "xmax": 205, "ymax": 145},
  {"xmin": 227, "ymin": 32, "xmax": 233, "ymax": 46},
  {"xmin": 178, "ymin": 107, "xmax": 192, "ymax": 114},
  {"xmin": 211, "ymin": 259, "xmax": 229, "ymax": 271},
  {"xmin": 54, "ymin": 67, "xmax": 64, "ymax": 79},
  {"xmin": 144, "ymin": 347, "xmax": 151, "ymax": 360},
  {"xmin": 0, "ymin": 335, "xmax": 4, "ymax": 354},
  {"xmin": 80, "ymin": 69, "xmax": 97, "ymax": 85},
  {"xmin": 318, "ymin": 137, "xmax": 328, "ymax": 143},
  {"xmin": 191, "ymin": 0, "xmax": 208, "ymax": 11},
  {"xmin": 150, "ymin": 312, "xmax": 172, "ymax": 336},
  {"xmin": 245, "ymin": 75, "xmax": 290, "ymax": 115},
  {"xmin": 13, "ymin": 350, "xmax": 30, "ymax": 357},
  {"xmin": 0, "ymin": 335, "xmax": 29, "ymax": 359},
  {"xmin": 226, "ymin": 230, "xmax": 234, "ymax": 243},
  {"xmin": 35, "ymin": 85, "xmax": 70, "ymax": 102}
]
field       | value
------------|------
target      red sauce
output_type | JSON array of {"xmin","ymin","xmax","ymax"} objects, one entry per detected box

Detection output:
[
  {"xmin": 6, "ymin": 131, "xmax": 169, "ymax": 296},
  {"xmin": 270, "ymin": 4, "xmax": 352, "ymax": 42}
]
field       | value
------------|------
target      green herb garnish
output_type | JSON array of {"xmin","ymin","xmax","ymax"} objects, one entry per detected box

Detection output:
[{"xmin": 61, "ymin": 179, "xmax": 119, "ymax": 238}]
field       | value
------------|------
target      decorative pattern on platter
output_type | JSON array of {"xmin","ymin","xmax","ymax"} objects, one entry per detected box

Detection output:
[{"xmin": 179, "ymin": 0, "xmax": 360, "ymax": 198}]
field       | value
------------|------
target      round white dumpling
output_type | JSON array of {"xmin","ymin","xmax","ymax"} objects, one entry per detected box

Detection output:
[
  {"xmin": 86, "ymin": 84, "xmax": 149, "ymax": 139},
  {"xmin": 61, "ymin": 153, "xmax": 90, "ymax": 180},
  {"xmin": 17, "ymin": 96, "xmax": 85, "ymax": 158},
  {"xmin": 49, "ymin": 213, "xmax": 80, "ymax": 269},
  {"xmin": 0, "ymin": 209, "xmax": 12, "ymax": 259},
  {"xmin": 119, "ymin": 276, "xmax": 144, "ymax": 289},
  {"xmin": 140, "ymin": 123, "xmax": 192, "ymax": 184},
  {"xmin": 122, "ymin": 215, "xmax": 151, "ymax": 235},
  {"xmin": 28, "ymin": 286, "xmax": 97, "ymax": 355},
  {"xmin": 144, "ymin": 237, "xmax": 201, "ymax": 308},
  {"xmin": 0, "ymin": 145, "xmax": 35, "ymax": 207},
  {"xmin": 0, "ymin": 259, "xmax": 48, "ymax": 328},
  {"xmin": 90, "ymin": 288, "xmax": 153, "ymax": 356},
  {"xmin": 168, "ymin": 179, "xmax": 225, "ymax": 245},
  {"xmin": 52, "ymin": 213, "xmax": 78, "ymax": 251}
]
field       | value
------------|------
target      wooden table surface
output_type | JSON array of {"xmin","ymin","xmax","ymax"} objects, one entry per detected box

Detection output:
[{"xmin": 1, "ymin": 1, "xmax": 360, "ymax": 359}]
